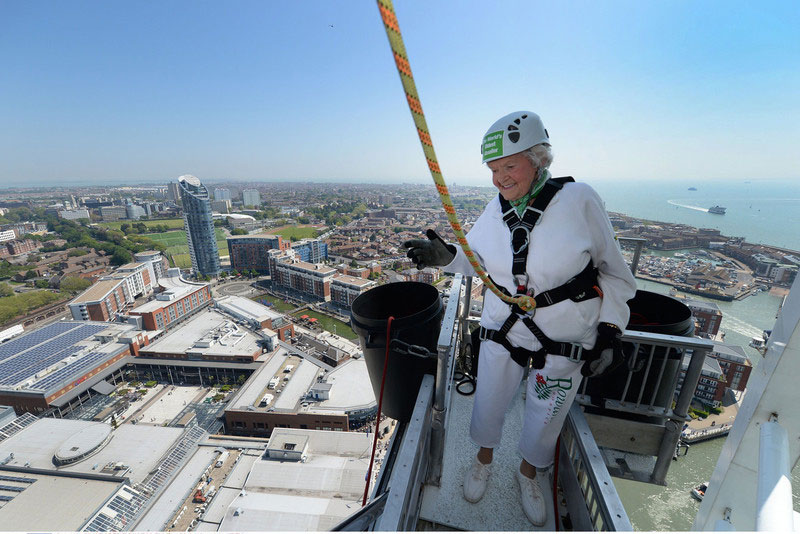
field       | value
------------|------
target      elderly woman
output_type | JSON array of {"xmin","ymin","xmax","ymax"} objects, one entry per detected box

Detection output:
[{"xmin": 404, "ymin": 111, "xmax": 636, "ymax": 525}]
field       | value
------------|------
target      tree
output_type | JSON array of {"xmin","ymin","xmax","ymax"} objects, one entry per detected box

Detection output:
[
  {"xmin": 231, "ymin": 228, "xmax": 247, "ymax": 235},
  {"xmin": 349, "ymin": 259, "xmax": 359, "ymax": 268},
  {"xmin": 0, "ymin": 282, "xmax": 13, "ymax": 297},
  {"xmin": 60, "ymin": 276, "xmax": 92, "ymax": 293},
  {"xmin": 111, "ymin": 247, "xmax": 133, "ymax": 266},
  {"xmin": 120, "ymin": 223, "xmax": 131, "ymax": 234},
  {"xmin": 34, "ymin": 279, "xmax": 49, "ymax": 288}
]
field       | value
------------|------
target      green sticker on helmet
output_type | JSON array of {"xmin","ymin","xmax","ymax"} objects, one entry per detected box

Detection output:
[{"xmin": 482, "ymin": 130, "xmax": 504, "ymax": 162}]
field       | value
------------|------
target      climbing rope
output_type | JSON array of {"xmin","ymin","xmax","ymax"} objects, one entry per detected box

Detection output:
[{"xmin": 376, "ymin": 0, "xmax": 536, "ymax": 312}]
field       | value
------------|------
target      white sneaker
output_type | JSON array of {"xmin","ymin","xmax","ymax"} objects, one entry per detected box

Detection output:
[
  {"xmin": 463, "ymin": 457, "xmax": 491, "ymax": 503},
  {"xmin": 517, "ymin": 469, "xmax": 547, "ymax": 526}
]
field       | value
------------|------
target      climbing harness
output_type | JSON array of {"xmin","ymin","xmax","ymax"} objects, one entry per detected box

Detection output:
[
  {"xmin": 376, "ymin": 0, "xmax": 536, "ymax": 312},
  {"xmin": 475, "ymin": 178, "xmax": 605, "ymax": 370}
]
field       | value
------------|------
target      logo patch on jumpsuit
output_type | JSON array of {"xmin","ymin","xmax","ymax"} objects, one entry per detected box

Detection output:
[{"xmin": 535, "ymin": 373, "xmax": 573, "ymax": 424}]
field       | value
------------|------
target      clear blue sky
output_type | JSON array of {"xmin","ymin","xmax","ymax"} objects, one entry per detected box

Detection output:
[{"xmin": 1, "ymin": 1, "xmax": 798, "ymax": 187}]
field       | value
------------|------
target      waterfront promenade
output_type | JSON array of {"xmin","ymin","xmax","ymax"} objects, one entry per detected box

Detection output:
[{"xmin": 682, "ymin": 392, "xmax": 741, "ymax": 443}]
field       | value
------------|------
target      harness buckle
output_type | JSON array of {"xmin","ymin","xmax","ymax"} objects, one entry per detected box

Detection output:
[
  {"xmin": 510, "ymin": 226, "xmax": 530, "ymax": 255},
  {"xmin": 478, "ymin": 326, "xmax": 489, "ymax": 342},
  {"xmin": 567, "ymin": 343, "xmax": 584, "ymax": 363}
]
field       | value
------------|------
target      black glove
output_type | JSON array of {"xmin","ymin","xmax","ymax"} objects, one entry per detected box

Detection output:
[
  {"xmin": 402, "ymin": 229, "xmax": 457, "ymax": 270},
  {"xmin": 582, "ymin": 322, "xmax": 623, "ymax": 377}
]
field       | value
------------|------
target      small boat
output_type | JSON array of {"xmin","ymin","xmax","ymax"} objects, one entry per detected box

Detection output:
[
  {"xmin": 708, "ymin": 206, "xmax": 726, "ymax": 214},
  {"xmin": 692, "ymin": 481, "xmax": 708, "ymax": 501},
  {"xmin": 688, "ymin": 187, "xmax": 697, "ymax": 191}
]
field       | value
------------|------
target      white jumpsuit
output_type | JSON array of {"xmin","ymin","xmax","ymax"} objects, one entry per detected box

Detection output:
[{"xmin": 442, "ymin": 181, "xmax": 637, "ymax": 467}]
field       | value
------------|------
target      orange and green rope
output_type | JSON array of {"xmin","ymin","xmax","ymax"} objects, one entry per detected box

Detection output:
[{"xmin": 376, "ymin": 0, "xmax": 536, "ymax": 312}]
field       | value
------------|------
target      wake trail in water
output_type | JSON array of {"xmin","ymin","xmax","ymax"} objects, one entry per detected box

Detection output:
[
  {"xmin": 721, "ymin": 315, "xmax": 764, "ymax": 339},
  {"xmin": 667, "ymin": 200, "xmax": 708, "ymax": 212}
]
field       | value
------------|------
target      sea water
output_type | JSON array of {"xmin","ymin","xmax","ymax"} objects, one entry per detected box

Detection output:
[{"xmin": 590, "ymin": 178, "xmax": 800, "ymax": 252}]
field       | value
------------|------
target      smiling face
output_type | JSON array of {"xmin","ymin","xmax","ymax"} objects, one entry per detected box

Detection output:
[{"xmin": 488, "ymin": 151, "xmax": 538, "ymax": 201}]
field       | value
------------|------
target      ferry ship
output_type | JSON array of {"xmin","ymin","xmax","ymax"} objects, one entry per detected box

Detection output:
[
  {"xmin": 708, "ymin": 205, "xmax": 726, "ymax": 214},
  {"xmin": 340, "ymin": 236, "xmax": 800, "ymax": 531}
]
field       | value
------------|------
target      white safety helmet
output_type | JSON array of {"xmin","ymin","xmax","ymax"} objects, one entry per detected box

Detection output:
[{"xmin": 481, "ymin": 111, "xmax": 549, "ymax": 163}]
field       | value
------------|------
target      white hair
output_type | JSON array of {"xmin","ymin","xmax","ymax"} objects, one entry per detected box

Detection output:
[{"xmin": 523, "ymin": 144, "xmax": 553, "ymax": 170}]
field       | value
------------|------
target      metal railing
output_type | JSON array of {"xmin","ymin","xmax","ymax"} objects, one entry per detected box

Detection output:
[
  {"xmin": 335, "ymin": 253, "xmax": 714, "ymax": 528},
  {"xmin": 577, "ymin": 331, "xmax": 715, "ymax": 485}
]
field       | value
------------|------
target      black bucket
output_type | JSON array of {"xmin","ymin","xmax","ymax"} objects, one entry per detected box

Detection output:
[
  {"xmin": 584, "ymin": 290, "xmax": 694, "ymax": 421},
  {"xmin": 350, "ymin": 282, "xmax": 443, "ymax": 423}
]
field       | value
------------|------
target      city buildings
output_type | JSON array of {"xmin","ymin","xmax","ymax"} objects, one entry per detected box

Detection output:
[
  {"xmin": 58, "ymin": 208, "xmax": 90, "ymax": 220},
  {"xmin": 330, "ymin": 274, "xmax": 376, "ymax": 308},
  {"xmin": 242, "ymin": 189, "xmax": 261, "ymax": 207},
  {"xmin": 210, "ymin": 199, "xmax": 231, "ymax": 213},
  {"xmin": 215, "ymin": 296, "xmax": 295, "ymax": 341},
  {"xmin": 69, "ymin": 262, "xmax": 155, "ymax": 322},
  {"xmin": 678, "ymin": 296, "xmax": 723, "ymax": 337},
  {"xmin": 99, "ymin": 205, "xmax": 127, "ymax": 221},
  {"xmin": 223, "ymin": 345, "xmax": 375, "ymax": 436},
  {"xmin": 133, "ymin": 250, "xmax": 169, "ymax": 281},
  {"xmin": 214, "ymin": 188, "xmax": 231, "ymax": 201},
  {"xmin": 178, "ymin": 175, "xmax": 221, "ymax": 277},
  {"xmin": 167, "ymin": 181, "xmax": 181, "ymax": 204},
  {"xmin": 128, "ymin": 270, "xmax": 212, "ymax": 330},
  {"xmin": 0, "ymin": 321, "xmax": 148, "ymax": 415},
  {"xmin": 137, "ymin": 310, "xmax": 265, "ymax": 364},
  {"xmin": 227, "ymin": 233, "xmax": 289, "ymax": 274},
  {"xmin": 290, "ymin": 238, "xmax": 328, "ymax": 263},
  {"xmin": 270, "ymin": 256, "xmax": 336, "ymax": 301}
]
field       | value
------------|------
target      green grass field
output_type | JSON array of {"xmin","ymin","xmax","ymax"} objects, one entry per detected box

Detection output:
[
  {"xmin": 146, "ymin": 228, "xmax": 228, "ymax": 268},
  {"xmin": 98, "ymin": 218, "xmax": 185, "ymax": 231},
  {"xmin": 292, "ymin": 309, "xmax": 356, "ymax": 340},
  {"xmin": 270, "ymin": 225, "xmax": 319, "ymax": 241},
  {"xmin": 251, "ymin": 295, "xmax": 297, "ymax": 313}
]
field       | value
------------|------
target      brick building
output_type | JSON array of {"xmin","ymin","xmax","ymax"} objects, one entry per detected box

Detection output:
[
  {"xmin": 270, "ymin": 256, "xmax": 336, "ymax": 301},
  {"xmin": 330, "ymin": 274, "xmax": 376, "ymax": 308},
  {"xmin": 677, "ymin": 296, "xmax": 723, "ymax": 337},
  {"xmin": 227, "ymin": 233, "xmax": 289, "ymax": 274},
  {"xmin": 68, "ymin": 279, "xmax": 131, "ymax": 322},
  {"xmin": 129, "ymin": 272, "xmax": 211, "ymax": 331}
]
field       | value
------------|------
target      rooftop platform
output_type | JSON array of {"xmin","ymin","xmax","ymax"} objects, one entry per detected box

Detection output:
[{"xmin": 139, "ymin": 310, "xmax": 262, "ymax": 360}]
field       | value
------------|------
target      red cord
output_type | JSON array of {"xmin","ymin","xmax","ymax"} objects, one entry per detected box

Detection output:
[
  {"xmin": 362, "ymin": 315, "xmax": 394, "ymax": 506},
  {"xmin": 553, "ymin": 435, "xmax": 561, "ymax": 531}
]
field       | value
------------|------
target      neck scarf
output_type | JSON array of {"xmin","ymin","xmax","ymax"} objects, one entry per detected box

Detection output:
[{"xmin": 509, "ymin": 168, "xmax": 550, "ymax": 215}]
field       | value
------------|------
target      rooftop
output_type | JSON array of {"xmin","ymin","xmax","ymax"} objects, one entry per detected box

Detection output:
[
  {"xmin": 228, "ymin": 344, "xmax": 374, "ymax": 415},
  {"xmin": 226, "ymin": 232, "xmax": 281, "ymax": 240},
  {"xmin": 280, "ymin": 260, "xmax": 337, "ymax": 276},
  {"xmin": 0, "ymin": 468, "xmax": 124, "ymax": 531},
  {"xmin": 70, "ymin": 278, "xmax": 122, "ymax": 305},
  {"xmin": 0, "ymin": 418, "xmax": 185, "ymax": 485},
  {"xmin": 218, "ymin": 429, "xmax": 371, "ymax": 531},
  {"xmin": 332, "ymin": 273, "xmax": 375, "ymax": 287},
  {"xmin": 130, "ymin": 273, "xmax": 208, "ymax": 314},
  {"xmin": 0, "ymin": 321, "xmax": 135, "ymax": 393},
  {"xmin": 139, "ymin": 310, "xmax": 262, "ymax": 359},
  {"xmin": 216, "ymin": 295, "xmax": 286, "ymax": 323}
]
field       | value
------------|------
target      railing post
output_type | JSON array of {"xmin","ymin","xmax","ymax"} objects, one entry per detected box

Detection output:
[
  {"xmin": 674, "ymin": 347, "xmax": 708, "ymax": 419},
  {"xmin": 427, "ymin": 274, "xmax": 462, "ymax": 486}
]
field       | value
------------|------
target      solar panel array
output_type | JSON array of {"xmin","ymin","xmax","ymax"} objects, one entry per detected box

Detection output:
[
  {"xmin": 32, "ymin": 351, "xmax": 113, "ymax": 392},
  {"xmin": 0, "ymin": 322, "xmax": 78, "ymax": 363},
  {"xmin": 0, "ymin": 323, "xmax": 109, "ymax": 389}
]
